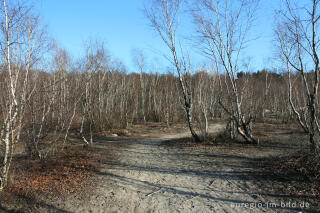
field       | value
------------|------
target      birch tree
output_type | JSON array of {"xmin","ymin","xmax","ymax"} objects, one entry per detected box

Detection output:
[
  {"xmin": 193, "ymin": 0, "xmax": 259, "ymax": 143},
  {"xmin": 132, "ymin": 49, "xmax": 147, "ymax": 124},
  {"xmin": 276, "ymin": 0, "xmax": 320, "ymax": 155},
  {"xmin": 0, "ymin": 0, "xmax": 43, "ymax": 190},
  {"xmin": 144, "ymin": 0, "xmax": 200, "ymax": 141}
]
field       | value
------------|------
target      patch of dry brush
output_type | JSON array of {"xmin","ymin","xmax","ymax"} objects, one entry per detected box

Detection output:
[{"xmin": 1, "ymin": 145, "xmax": 102, "ymax": 203}]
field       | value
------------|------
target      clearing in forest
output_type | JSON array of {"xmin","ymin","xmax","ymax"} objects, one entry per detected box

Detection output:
[{"xmin": 1, "ymin": 122, "xmax": 319, "ymax": 212}]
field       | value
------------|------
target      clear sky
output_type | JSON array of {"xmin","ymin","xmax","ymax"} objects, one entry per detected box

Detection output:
[{"xmin": 34, "ymin": 0, "xmax": 282, "ymax": 73}]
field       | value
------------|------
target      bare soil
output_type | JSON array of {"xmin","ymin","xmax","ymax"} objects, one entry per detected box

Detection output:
[{"xmin": 0, "ymin": 122, "xmax": 319, "ymax": 212}]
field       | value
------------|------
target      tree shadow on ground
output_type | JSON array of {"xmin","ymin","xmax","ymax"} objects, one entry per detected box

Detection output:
[
  {"xmin": 0, "ymin": 192, "xmax": 72, "ymax": 213},
  {"xmin": 97, "ymin": 134, "xmax": 319, "ymax": 212},
  {"xmin": 97, "ymin": 171, "xmax": 318, "ymax": 213}
]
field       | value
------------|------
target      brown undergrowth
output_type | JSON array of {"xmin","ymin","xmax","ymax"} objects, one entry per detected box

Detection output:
[
  {"xmin": 262, "ymin": 151, "xmax": 320, "ymax": 198},
  {"xmin": 0, "ymin": 140, "xmax": 121, "ymax": 212},
  {"xmin": 8, "ymin": 146, "xmax": 99, "ymax": 197},
  {"xmin": 254, "ymin": 122, "xmax": 320, "ymax": 199}
]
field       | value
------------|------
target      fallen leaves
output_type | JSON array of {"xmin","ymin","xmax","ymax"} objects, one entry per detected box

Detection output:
[
  {"xmin": 7, "ymin": 146, "xmax": 100, "ymax": 197},
  {"xmin": 261, "ymin": 151, "xmax": 320, "ymax": 198}
]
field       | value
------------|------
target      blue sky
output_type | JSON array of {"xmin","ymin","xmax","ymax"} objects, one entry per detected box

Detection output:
[{"xmin": 34, "ymin": 0, "xmax": 281, "ymax": 73}]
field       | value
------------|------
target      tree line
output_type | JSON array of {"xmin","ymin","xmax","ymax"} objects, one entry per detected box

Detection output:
[{"xmin": 1, "ymin": 0, "xmax": 320, "ymax": 192}]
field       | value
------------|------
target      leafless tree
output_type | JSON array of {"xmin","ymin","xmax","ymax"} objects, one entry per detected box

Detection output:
[
  {"xmin": 193, "ymin": 0, "xmax": 259, "ymax": 143},
  {"xmin": 193, "ymin": 70, "xmax": 217, "ymax": 138},
  {"xmin": 144, "ymin": 0, "xmax": 200, "ymax": 141},
  {"xmin": 276, "ymin": 0, "xmax": 320, "ymax": 155},
  {"xmin": 132, "ymin": 49, "xmax": 147, "ymax": 124},
  {"xmin": 0, "ymin": 0, "xmax": 48, "ymax": 190}
]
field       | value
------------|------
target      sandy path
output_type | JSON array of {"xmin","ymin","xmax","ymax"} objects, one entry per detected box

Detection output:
[{"xmin": 54, "ymin": 123, "xmax": 317, "ymax": 213}]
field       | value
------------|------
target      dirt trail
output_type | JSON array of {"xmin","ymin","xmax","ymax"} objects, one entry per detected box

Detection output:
[{"xmin": 49, "ymin": 123, "xmax": 318, "ymax": 213}]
